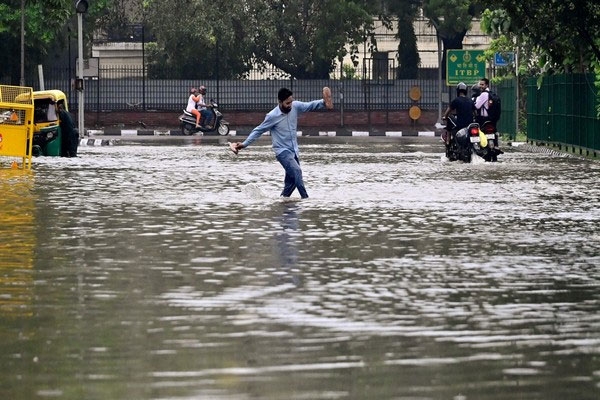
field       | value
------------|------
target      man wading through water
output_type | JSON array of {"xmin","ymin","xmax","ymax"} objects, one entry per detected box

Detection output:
[{"xmin": 229, "ymin": 87, "xmax": 333, "ymax": 199}]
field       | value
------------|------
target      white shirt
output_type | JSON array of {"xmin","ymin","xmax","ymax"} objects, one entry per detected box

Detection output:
[
  {"xmin": 475, "ymin": 90, "xmax": 489, "ymax": 116},
  {"xmin": 186, "ymin": 94, "xmax": 198, "ymax": 113},
  {"xmin": 197, "ymin": 94, "xmax": 208, "ymax": 110}
]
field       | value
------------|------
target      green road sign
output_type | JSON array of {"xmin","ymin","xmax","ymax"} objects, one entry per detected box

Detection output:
[{"xmin": 446, "ymin": 50, "xmax": 486, "ymax": 86}]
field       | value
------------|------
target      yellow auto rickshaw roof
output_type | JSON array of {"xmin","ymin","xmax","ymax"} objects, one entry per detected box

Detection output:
[
  {"xmin": 14, "ymin": 89, "xmax": 67, "ymax": 103},
  {"xmin": 32, "ymin": 90, "xmax": 67, "ymax": 102}
]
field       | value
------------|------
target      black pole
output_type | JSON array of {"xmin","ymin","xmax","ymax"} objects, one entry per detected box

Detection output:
[
  {"xmin": 215, "ymin": 34, "xmax": 219, "ymax": 101},
  {"xmin": 142, "ymin": 24, "xmax": 146, "ymax": 110},
  {"xmin": 68, "ymin": 28, "xmax": 72, "ymax": 102}
]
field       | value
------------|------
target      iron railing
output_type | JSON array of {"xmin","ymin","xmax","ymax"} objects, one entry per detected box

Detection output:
[
  {"xmin": 27, "ymin": 65, "xmax": 442, "ymax": 113},
  {"xmin": 527, "ymin": 74, "xmax": 600, "ymax": 152}
]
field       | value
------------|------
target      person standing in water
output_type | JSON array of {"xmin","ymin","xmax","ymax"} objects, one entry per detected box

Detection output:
[{"xmin": 229, "ymin": 87, "xmax": 333, "ymax": 199}]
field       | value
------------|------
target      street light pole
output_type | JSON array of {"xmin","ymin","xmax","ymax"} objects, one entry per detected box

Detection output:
[
  {"xmin": 20, "ymin": 0, "xmax": 25, "ymax": 86},
  {"xmin": 429, "ymin": 18, "xmax": 444, "ymax": 127},
  {"xmin": 75, "ymin": 0, "xmax": 88, "ymax": 138}
]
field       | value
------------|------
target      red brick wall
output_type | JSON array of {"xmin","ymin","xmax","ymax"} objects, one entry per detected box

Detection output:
[{"xmin": 83, "ymin": 109, "xmax": 438, "ymax": 131}]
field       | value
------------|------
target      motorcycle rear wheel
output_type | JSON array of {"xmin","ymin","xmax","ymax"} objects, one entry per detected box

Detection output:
[
  {"xmin": 218, "ymin": 123, "xmax": 230, "ymax": 136},
  {"xmin": 182, "ymin": 123, "xmax": 195, "ymax": 135}
]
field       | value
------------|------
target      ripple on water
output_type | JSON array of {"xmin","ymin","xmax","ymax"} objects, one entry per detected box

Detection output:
[{"xmin": 5, "ymin": 140, "xmax": 599, "ymax": 400}]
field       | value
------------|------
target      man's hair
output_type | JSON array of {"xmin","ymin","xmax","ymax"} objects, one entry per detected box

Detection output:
[
  {"xmin": 278, "ymin": 88, "xmax": 293, "ymax": 102},
  {"xmin": 481, "ymin": 78, "xmax": 490, "ymax": 86}
]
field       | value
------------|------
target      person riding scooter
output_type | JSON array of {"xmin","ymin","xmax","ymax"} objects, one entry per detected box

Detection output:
[
  {"xmin": 186, "ymin": 88, "xmax": 202, "ymax": 128},
  {"xmin": 196, "ymin": 85, "xmax": 213, "ymax": 128}
]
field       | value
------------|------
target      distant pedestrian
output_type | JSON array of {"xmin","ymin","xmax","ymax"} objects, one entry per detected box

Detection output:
[
  {"xmin": 229, "ymin": 87, "xmax": 333, "ymax": 199},
  {"xmin": 57, "ymin": 102, "xmax": 78, "ymax": 157}
]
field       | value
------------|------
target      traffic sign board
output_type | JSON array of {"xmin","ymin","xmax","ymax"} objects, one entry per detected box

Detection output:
[
  {"xmin": 494, "ymin": 52, "xmax": 514, "ymax": 67},
  {"xmin": 446, "ymin": 50, "xmax": 486, "ymax": 86}
]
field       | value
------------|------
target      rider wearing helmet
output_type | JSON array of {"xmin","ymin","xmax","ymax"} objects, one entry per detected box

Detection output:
[
  {"xmin": 196, "ymin": 85, "xmax": 213, "ymax": 127},
  {"xmin": 443, "ymin": 82, "xmax": 475, "ymax": 132},
  {"xmin": 186, "ymin": 87, "xmax": 201, "ymax": 128},
  {"xmin": 471, "ymin": 83, "xmax": 481, "ymax": 102}
]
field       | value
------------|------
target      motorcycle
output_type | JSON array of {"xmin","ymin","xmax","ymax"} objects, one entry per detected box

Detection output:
[
  {"xmin": 443, "ymin": 116, "xmax": 502, "ymax": 162},
  {"xmin": 178, "ymin": 100, "xmax": 230, "ymax": 136}
]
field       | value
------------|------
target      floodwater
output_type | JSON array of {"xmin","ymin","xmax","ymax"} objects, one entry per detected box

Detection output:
[{"xmin": 1, "ymin": 136, "xmax": 599, "ymax": 400}]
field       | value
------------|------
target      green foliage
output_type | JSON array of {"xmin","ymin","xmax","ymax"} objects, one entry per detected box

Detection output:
[
  {"xmin": 423, "ymin": 0, "xmax": 477, "ymax": 40},
  {"xmin": 479, "ymin": 0, "xmax": 600, "ymax": 117},
  {"xmin": 142, "ymin": 0, "xmax": 380, "ymax": 79},
  {"xmin": 143, "ymin": 0, "xmax": 254, "ymax": 79},
  {"xmin": 0, "ymin": 0, "xmax": 75, "ymax": 83},
  {"xmin": 480, "ymin": 1, "xmax": 600, "ymax": 72},
  {"xmin": 248, "ymin": 0, "xmax": 375, "ymax": 79},
  {"xmin": 341, "ymin": 64, "xmax": 358, "ymax": 80},
  {"xmin": 423, "ymin": 0, "xmax": 481, "ymax": 77},
  {"xmin": 385, "ymin": 0, "xmax": 421, "ymax": 79}
]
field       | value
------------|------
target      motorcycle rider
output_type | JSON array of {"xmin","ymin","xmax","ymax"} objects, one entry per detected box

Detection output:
[
  {"xmin": 442, "ymin": 82, "xmax": 474, "ymax": 143},
  {"xmin": 196, "ymin": 85, "xmax": 213, "ymax": 128},
  {"xmin": 474, "ymin": 78, "xmax": 491, "ymax": 125},
  {"xmin": 474, "ymin": 78, "xmax": 502, "ymax": 158},
  {"xmin": 186, "ymin": 88, "xmax": 202, "ymax": 128}
]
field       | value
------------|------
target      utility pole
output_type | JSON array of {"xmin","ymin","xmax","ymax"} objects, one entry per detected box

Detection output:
[
  {"xmin": 20, "ymin": 0, "xmax": 25, "ymax": 86},
  {"xmin": 75, "ymin": 0, "xmax": 89, "ymax": 137}
]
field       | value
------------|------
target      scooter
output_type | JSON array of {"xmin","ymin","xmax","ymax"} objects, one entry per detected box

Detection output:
[
  {"xmin": 443, "ymin": 116, "xmax": 502, "ymax": 163},
  {"xmin": 478, "ymin": 120, "xmax": 503, "ymax": 162},
  {"xmin": 178, "ymin": 100, "xmax": 230, "ymax": 136}
]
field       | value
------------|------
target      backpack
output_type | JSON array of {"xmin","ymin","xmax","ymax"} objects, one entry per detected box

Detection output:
[{"xmin": 486, "ymin": 91, "xmax": 501, "ymax": 122}]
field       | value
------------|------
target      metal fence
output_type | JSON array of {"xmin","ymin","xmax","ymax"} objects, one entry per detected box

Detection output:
[
  {"xmin": 527, "ymin": 74, "xmax": 600, "ymax": 152},
  {"xmin": 496, "ymin": 79, "xmax": 517, "ymax": 139},
  {"xmin": 31, "ymin": 65, "xmax": 442, "ymax": 113},
  {"xmin": 27, "ymin": 64, "xmax": 537, "ymax": 138}
]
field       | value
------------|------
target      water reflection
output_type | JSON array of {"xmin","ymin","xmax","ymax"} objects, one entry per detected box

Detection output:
[
  {"xmin": 0, "ymin": 169, "xmax": 35, "ymax": 318},
  {"xmin": 273, "ymin": 202, "xmax": 301, "ymax": 285},
  {"xmin": 1, "ymin": 139, "xmax": 599, "ymax": 400}
]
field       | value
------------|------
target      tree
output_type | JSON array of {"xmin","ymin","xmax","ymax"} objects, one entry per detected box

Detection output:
[
  {"xmin": 479, "ymin": 0, "xmax": 600, "ymax": 74},
  {"xmin": 383, "ymin": 0, "xmax": 421, "ymax": 79},
  {"xmin": 248, "ymin": 0, "xmax": 376, "ymax": 79},
  {"xmin": 480, "ymin": 0, "xmax": 600, "ymax": 116},
  {"xmin": 143, "ymin": 0, "xmax": 254, "ymax": 79},
  {"xmin": 143, "ymin": 0, "xmax": 380, "ymax": 79},
  {"xmin": 0, "ymin": 0, "xmax": 118, "ymax": 85},
  {"xmin": 93, "ymin": 0, "xmax": 144, "ymax": 41},
  {"xmin": 422, "ymin": 0, "xmax": 481, "ymax": 79},
  {"xmin": 0, "ymin": 0, "xmax": 75, "ymax": 84}
]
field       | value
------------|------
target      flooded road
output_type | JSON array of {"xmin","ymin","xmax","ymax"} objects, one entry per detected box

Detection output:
[{"xmin": 1, "ymin": 137, "xmax": 599, "ymax": 400}]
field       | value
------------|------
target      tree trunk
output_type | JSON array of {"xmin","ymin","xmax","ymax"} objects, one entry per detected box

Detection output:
[{"xmin": 440, "ymin": 31, "xmax": 467, "ymax": 80}]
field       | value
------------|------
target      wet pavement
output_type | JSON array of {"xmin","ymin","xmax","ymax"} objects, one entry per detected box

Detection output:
[{"xmin": 1, "ymin": 136, "xmax": 599, "ymax": 399}]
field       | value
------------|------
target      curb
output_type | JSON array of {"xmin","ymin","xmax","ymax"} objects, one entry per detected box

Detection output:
[
  {"xmin": 83, "ymin": 128, "xmax": 439, "ymax": 139},
  {"xmin": 86, "ymin": 129, "xmax": 180, "ymax": 137},
  {"xmin": 79, "ymin": 138, "xmax": 117, "ymax": 147}
]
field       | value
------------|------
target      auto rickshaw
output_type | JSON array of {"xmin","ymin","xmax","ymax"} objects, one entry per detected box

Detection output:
[{"xmin": 25, "ymin": 90, "xmax": 78, "ymax": 157}]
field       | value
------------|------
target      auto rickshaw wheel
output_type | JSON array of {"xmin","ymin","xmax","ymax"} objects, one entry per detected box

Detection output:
[{"xmin": 32, "ymin": 145, "xmax": 43, "ymax": 157}]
